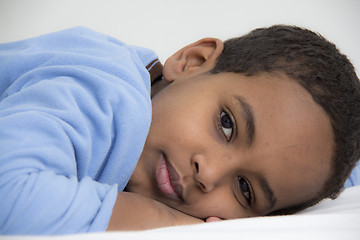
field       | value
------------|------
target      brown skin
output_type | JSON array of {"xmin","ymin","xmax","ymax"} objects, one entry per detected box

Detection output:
[
  {"xmin": 108, "ymin": 38, "xmax": 334, "ymax": 230},
  {"xmin": 107, "ymin": 192, "xmax": 203, "ymax": 231}
]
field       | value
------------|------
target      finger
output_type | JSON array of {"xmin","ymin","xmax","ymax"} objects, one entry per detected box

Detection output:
[{"xmin": 205, "ymin": 216, "xmax": 222, "ymax": 222}]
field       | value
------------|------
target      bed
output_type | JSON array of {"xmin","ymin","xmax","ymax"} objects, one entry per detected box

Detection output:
[{"xmin": 2, "ymin": 185, "xmax": 359, "ymax": 240}]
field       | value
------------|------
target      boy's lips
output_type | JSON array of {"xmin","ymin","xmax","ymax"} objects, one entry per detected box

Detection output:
[{"xmin": 156, "ymin": 153, "xmax": 184, "ymax": 201}]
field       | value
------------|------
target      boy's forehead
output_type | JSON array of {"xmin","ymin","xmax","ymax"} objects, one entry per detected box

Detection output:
[
  {"xmin": 206, "ymin": 71, "xmax": 296, "ymax": 89},
  {"xmin": 209, "ymin": 72, "xmax": 313, "ymax": 106},
  {"xmin": 254, "ymin": 76, "xmax": 333, "ymax": 207}
]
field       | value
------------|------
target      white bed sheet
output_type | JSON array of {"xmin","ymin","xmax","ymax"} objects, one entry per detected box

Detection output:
[{"xmin": 3, "ymin": 186, "xmax": 360, "ymax": 240}]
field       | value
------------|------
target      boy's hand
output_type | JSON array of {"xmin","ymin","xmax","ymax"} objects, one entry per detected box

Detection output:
[
  {"xmin": 205, "ymin": 216, "xmax": 223, "ymax": 222},
  {"xmin": 107, "ymin": 192, "xmax": 204, "ymax": 231}
]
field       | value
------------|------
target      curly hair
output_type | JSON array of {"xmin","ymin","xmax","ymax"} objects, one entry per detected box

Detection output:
[{"xmin": 211, "ymin": 25, "xmax": 360, "ymax": 215}]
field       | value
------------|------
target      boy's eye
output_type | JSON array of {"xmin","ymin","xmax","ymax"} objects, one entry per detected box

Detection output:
[
  {"xmin": 238, "ymin": 176, "xmax": 252, "ymax": 205},
  {"xmin": 219, "ymin": 111, "xmax": 234, "ymax": 141}
]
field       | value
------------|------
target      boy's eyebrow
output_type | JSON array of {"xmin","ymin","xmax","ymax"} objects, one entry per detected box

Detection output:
[
  {"xmin": 235, "ymin": 96, "xmax": 276, "ymax": 209},
  {"xmin": 259, "ymin": 176, "xmax": 277, "ymax": 210},
  {"xmin": 235, "ymin": 96, "xmax": 255, "ymax": 146}
]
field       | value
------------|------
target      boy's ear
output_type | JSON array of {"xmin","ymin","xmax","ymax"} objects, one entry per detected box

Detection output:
[{"xmin": 162, "ymin": 38, "xmax": 224, "ymax": 82}]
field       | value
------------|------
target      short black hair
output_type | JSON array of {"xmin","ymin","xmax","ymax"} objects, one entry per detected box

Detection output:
[{"xmin": 211, "ymin": 25, "xmax": 360, "ymax": 215}]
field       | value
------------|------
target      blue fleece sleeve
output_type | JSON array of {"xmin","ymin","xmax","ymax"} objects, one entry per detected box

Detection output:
[
  {"xmin": 0, "ymin": 86, "xmax": 118, "ymax": 234},
  {"xmin": 0, "ymin": 27, "xmax": 153, "ymax": 234}
]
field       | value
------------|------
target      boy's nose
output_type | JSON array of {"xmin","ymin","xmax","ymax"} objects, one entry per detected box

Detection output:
[{"xmin": 191, "ymin": 153, "xmax": 221, "ymax": 193}]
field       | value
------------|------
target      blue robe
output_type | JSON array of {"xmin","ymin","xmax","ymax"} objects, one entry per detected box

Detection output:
[{"xmin": 0, "ymin": 27, "xmax": 155, "ymax": 234}]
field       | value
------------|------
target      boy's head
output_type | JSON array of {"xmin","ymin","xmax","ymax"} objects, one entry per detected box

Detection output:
[{"xmin": 127, "ymin": 25, "xmax": 360, "ymax": 219}]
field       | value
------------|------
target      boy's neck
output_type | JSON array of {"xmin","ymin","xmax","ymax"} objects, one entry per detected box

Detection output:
[{"xmin": 151, "ymin": 77, "xmax": 170, "ymax": 98}]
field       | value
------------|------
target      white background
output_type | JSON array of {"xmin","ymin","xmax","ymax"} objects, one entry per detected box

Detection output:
[{"xmin": 0, "ymin": 0, "xmax": 359, "ymax": 74}]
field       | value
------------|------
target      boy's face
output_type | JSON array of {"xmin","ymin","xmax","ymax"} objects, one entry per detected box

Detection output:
[
  {"xmin": 127, "ymin": 71, "xmax": 333, "ymax": 219},
  {"xmin": 126, "ymin": 38, "xmax": 333, "ymax": 219}
]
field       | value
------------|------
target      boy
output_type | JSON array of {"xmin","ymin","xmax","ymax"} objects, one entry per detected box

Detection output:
[{"xmin": 0, "ymin": 25, "xmax": 359, "ymax": 234}]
